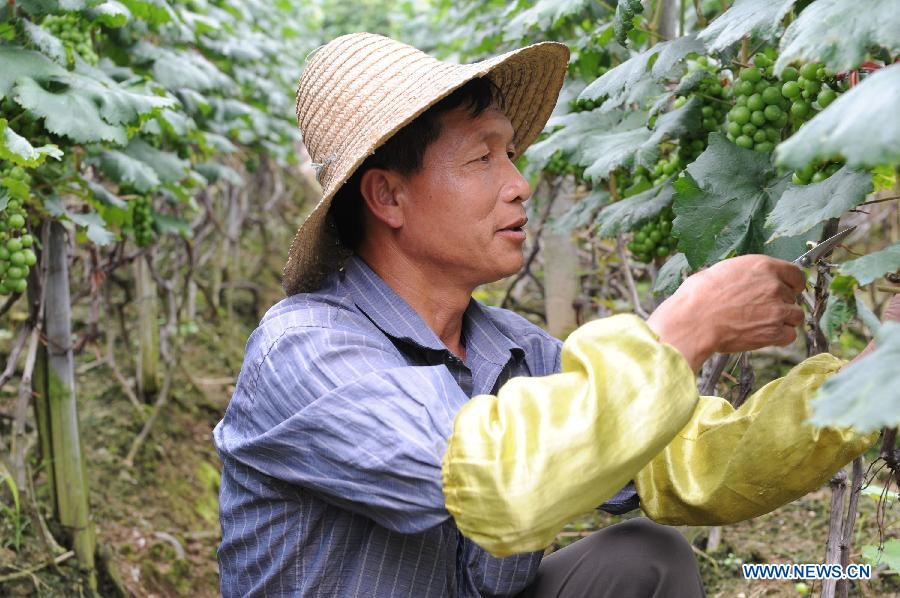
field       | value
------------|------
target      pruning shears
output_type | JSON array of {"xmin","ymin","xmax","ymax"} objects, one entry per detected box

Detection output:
[
  {"xmin": 700, "ymin": 226, "xmax": 855, "ymax": 395},
  {"xmin": 793, "ymin": 226, "xmax": 856, "ymax": 269}
]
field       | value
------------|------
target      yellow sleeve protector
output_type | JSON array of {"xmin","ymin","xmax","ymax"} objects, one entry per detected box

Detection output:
[{"xmin": 441, "ymin": 314, "xmax": 879, "ymax": 557}]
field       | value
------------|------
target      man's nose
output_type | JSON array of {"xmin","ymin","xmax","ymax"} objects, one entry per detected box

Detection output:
[{"xmin": 502, "ymin": 158, "xmax": 532, "ymax": 204}]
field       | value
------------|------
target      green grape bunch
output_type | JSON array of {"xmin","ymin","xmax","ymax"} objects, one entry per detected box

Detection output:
[
  {"xmin": 616, "ymin": 164, "xmax": 652, "ymax": 199},
  {"xmin": 613, "ymin": 0, "xmax": 644, "ymax": 46},
  {"xmin": 545, "ymin": 150, "xmax": 588, "ymax": 185},
  {"xmin": 131, "ymin": 196, "xmax": 155, "ymax": 247},
  {"xmin": 42, "ymin": 13, "xmax": 99, "ymax": 67},
  {"xmin": 672, "ymin": 57, "xmax": 730, "ymax": 163},
  {"xmin": 780, "ymin": 62, "xmax": 846, "ymax": 185},
  {"xmin": 725, "ymin": 51, "xmax": 788, "ymax": 154},
  {"xmin": 0, "ymin": 166, "xmax": 36, "ymax": 295},
  {"xmin": 626, "ymin": 206, "xmax": 677, "ymax": 264}
]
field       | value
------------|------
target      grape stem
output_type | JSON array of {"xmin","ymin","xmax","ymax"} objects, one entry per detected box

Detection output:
[
  {"xmin": 615, "ymin": 235, "xmax": 649, "ymax": 319},
  {"xmin": 859, "ymin": 195, "xmax": 899, "ymax": 207}
]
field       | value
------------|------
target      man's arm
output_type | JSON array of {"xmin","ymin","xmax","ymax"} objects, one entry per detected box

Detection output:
[{"xmin": 634, "ymin": 293, "xmax": 898, "ymax": 525}]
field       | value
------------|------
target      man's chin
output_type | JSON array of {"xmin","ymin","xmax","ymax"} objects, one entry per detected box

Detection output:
[{"xmin": 480, "ymin": 257, "xmax": 525, "ymax": 285}]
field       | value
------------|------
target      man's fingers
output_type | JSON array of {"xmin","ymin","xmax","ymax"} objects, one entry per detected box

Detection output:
[
  {"xmin": 772, "ymin": 260, "xmax": 806, "ymax": 294},
  {"xmin": 784, "ymin": 304, "xmax": 805, "ymax": 327},
  {"xmin": 777, "ymin": 282, "xmax": 800, "ymax": 305},
  {"xmin": 778, "ymin": 324, "xmax": 798, "ymax": 346}
]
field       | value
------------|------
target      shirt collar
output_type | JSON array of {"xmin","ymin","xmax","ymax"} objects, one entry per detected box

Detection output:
[{"xmin": 342, "ymin": 255, "xmax": 523, "ymax": 365}]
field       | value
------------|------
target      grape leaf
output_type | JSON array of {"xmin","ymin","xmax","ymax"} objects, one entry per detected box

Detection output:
[
  {"xmin": 808, "ymin": 321, "xmax": 900, "ymax": 433},
  {"xmin": 134, "ymin": 43, "xmax": 235, "ymax": 93},
  {"xmin": 13, "ymin": 77, "xmax": 127, "ymax": 145},
  {"xmin": 776, "ymin": 0, "xmax": 900, "ymax": 75},
  {"xmin": 22, "ymin": 19, "xmax": 66, "ymax": 65},
  {"xmin": 863, "ymin": 540, "xmax": 900, "ymax": 574},
  {"xmin": 502, "ymin": 0, "xmax": 589, "ymax": 41},
  {"xmin": 96, "ymin": 149, "xmax": 161, "ymax": 192},
  {"xmin": 548, "ymin": 188, "xmax": 610, "ymax": 235},
  {"xmin": 596, "ymin": 183, "xmax": 675, "ymax": 238},
  {"xmin": 201, "ymin": 132, "xmax": 237, "ymax": 154},
  {"xmin": 118, "ymin": 0, "xmax": 173, "ymax": 23},
  {"xmin": 838, "ymin": 243, "xmax": 900, "ymax": 286},
  {"xmin": 0, "ymin": 118, "xmax": 63, "ymax": 167},
  {"xmin": 673, "ymin": 134, "xmax": 781, "ymax": 269},
  {"xmin": 194, "ymin": 162, "xmax": 243, "ymax": 186},
  {"xmin": 529, "ymin": 98, "xmax": 702, "ymax": 182},
  {"xmin": 579, "ymin": 35, "xmax": 703, "ymax": 112},
  {"xmin": 16, "ymin": 0, "xmax": 88, "ymax": 17},
  {"xmin": 821, "ymin": 294, "xmax": 856, "ymax": 342},
  {"xmin": 698, "ymin": 0, "xmax": 797, "ymax": 52},
  {"xmin": 154, "ymin": 213, "xmax": 192, "ymax": 238},
  {"xmin": 526, "ymin": 110, "xmax": 634, "ymax": 167},
  {"xmin": 653, "ymin": 253, "xmax": 691, "ymax": 296},
  {"xmin": 775, "ymin": 64, "xmax": 900, "ymax": 170},
  {"xmin": 123, "ymin": 138, "xmax": 189, "ymax": 185},
  {"xmin": 855, "ymin": 292, "xmax": 882, "ymax": 335},
  {"xmin": 89, "ymin": 1, "xmax": 131, "ymax": 28},
  {"xmin": 44, "ymin": 196, "xmax": 116, "ymax": 246},
  {"xmin": 0, "ymin": 47, "xmax": 67, "ymax": 100},
  {"xmin": 86, "ymin": 180, "xmax": 127, "ymax": 210},
  {"xmin": 765, "ymin": 167, "xmax": 872, "ymax": 241}
]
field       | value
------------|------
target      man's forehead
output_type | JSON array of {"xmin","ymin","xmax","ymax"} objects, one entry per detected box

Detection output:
[{"xmin": 441, "ymin": 105, "xmax": 516, "ymax": 146}]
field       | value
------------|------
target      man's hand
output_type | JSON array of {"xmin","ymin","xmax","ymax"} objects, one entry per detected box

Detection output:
[{"xmin": 647, "ymin": 255, "xmax": 806, "ymax": 373}]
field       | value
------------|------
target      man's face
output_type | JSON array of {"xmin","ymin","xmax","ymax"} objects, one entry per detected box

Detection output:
[{"xmin": 396, "ymin": 104, "xmax": 532, "ymax": 288}]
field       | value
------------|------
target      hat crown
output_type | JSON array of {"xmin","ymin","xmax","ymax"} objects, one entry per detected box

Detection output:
[{"xmin": 296, "ymin": 33, "xmax": 443, "ymax": 193}]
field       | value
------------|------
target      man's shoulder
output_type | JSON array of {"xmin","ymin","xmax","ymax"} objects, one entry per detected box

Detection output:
[
  {"xmin": 476, "ymin": 302, "xmax": 562, "ymax": 359},
  {"xmin": 257, "ymin": 288, "xmax": 371, "ymax": 336}
]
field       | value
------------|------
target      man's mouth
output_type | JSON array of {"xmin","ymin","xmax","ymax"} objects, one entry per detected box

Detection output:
[{"xmin": 500, "ymin": 217, "xmax": 528, "ymax": 233}]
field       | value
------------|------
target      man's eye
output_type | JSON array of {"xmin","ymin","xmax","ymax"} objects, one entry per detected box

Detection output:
[{"xmin": 507, "ymin": 151, "xmax": 516, "ymax": 160}]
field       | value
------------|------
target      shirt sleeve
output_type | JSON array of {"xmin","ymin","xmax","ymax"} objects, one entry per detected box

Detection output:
[
  {"xmin": 633, "ymin": 352, "xmax": 880, "ymax": 525},
  {"xmin": 441, "ymin": 314, "xmax": 699, "ymax": 556}
]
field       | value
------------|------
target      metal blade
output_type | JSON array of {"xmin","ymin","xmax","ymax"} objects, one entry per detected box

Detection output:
[{"xmin": 793, "ymin": 226, "xmax": 856, "ymax": 267}]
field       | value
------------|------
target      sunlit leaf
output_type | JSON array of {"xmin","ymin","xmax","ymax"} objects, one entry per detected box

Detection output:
[
  {"xmin": 863, "ymin": 540, "xmax": 900, "ymax": 574},
  {"xmin": 765, "ymin": 167, "xmax": 872, "ymax": 241},
  {"xmin": 89, "ymin": 1, "xmax": 131, "ymax": 28},
  {"xmin": 124, "ymin": 138, "xmax": 189, "ymax": 185},
  {"xmin": 22, "ymin": 19, "xmax": 66, "ymax": 65},
  {"xmin": 96, "ymin": 149, "xmax": 161, "ymax": 192},
  {"xmin": 838, "ymin": 243, "xmax": 900, "ymax": 286},
  {"xmin": 776, "ymin": 0, "xmax": 900, "ymax": 75},
  {"xmin": 118, "ymin": 0, "xmax": 172, "ymax": 23},
  {"xmin": 0, "ymin": 118, "xmax": 63, "ymax": 167},
  {"xmin": 821, "ymin": 295, "xmax": 856, "ymax": 342},
  {"xmin": 579, "ymin": 35, "xmax": 703, "ymax": 112},
  {"xmin": 698, "ymin": 0, "xmax": 796, "ymax": 52},
  {"xmin": 548, "ymin": 188, "xmax": 610, "ymax": 235},
  {"xmin": 596, "ymin": 182, "xmax": 675, "ymax": 238},
  {"xmin": 653, "ymin": 253, "xmax": 691, "ymax": 296},
  {"xmin": 44, "ymin": 196, "xmax": 117, "ymax": 245}
]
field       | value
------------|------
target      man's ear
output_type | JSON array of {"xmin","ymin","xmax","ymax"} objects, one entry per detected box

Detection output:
[{"xmin": 359, "ymin": 168, "xmax": 405, "ymax": 229}]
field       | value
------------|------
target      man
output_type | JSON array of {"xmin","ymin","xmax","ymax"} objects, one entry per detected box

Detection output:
[{"xmin": 214, "ymin": 33, "xmax": 888, "ymax": 597}]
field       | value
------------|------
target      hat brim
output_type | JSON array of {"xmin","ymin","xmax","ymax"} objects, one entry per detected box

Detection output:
[{"xmin": 283, "ymin": 40, "xmax": 570, "ymax": 296}]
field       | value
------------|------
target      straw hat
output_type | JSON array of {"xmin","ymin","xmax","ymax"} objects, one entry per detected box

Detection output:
[{"xmin": 283, "ymin": 32, "xmax": 569, "ymax": 295}]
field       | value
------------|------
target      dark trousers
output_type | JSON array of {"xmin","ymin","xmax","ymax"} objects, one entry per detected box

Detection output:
[{"xmin": 516, "ymin": 518, "xmax": 706, "ymax": 598}]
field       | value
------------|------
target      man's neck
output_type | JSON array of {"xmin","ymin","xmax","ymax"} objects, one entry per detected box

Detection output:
[{"xmin": 356, "ymin": 249, "xmax": 471, "ymax": 361}]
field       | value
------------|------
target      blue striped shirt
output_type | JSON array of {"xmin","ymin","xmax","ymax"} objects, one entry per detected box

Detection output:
[{"xmin": 213, "ymin": 255, "xmax": 638, "ymax": 597}]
